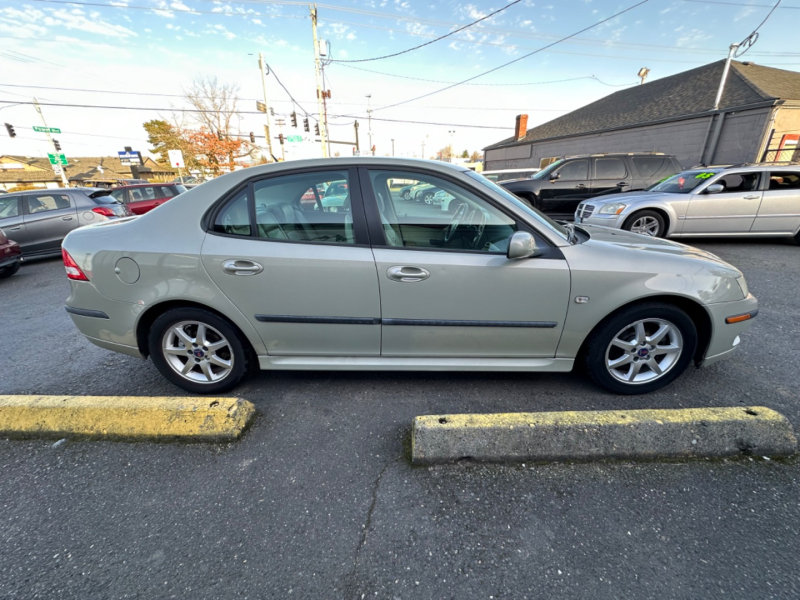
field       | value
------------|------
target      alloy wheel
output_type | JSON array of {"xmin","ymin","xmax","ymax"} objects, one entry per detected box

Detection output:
[
  {"xmin": 162, "ymin": 320, "xmax": 234, "ymax": 383},
  {"xmin": 629, "ymin": 215, "xmax": 661, "ymax": 236},
  {"xmin": 604, "ymin": 318, "xmax": 683, "ymax": 385}
]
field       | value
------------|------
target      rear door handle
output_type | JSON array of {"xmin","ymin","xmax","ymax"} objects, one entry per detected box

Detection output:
[
  {"xmin": 617, "ymin": 182, "xmax": 629, "ymax": 186},
  {"xmin": 7, "ymin": 226, "xmax": 22, "ymax": 231},
  {"xmin": 387, "ymin": 266, "xmax": 430, "ymax": 283},
  {"xmin": 62, "ymin": 216, "xmax": 73, "ymax": 221},
  {"xmin": 575, "ymin": 184, "xmax": 586, "ymax": 189},
  {"xmin": 222, "ymin": 259, "xmax": 263, "ymax": 276},
  {"xmin": 743, "ymin": 195, "xmax": 760, "ymax": 200}
]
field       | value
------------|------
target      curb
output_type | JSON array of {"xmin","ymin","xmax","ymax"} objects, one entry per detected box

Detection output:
[
  {"xmin": 412, "ymin": 406, "xmax": 797, "ymax": 464},
  {"xmin": 0, "ymin": 395, "xmax": 256, "ymax": 442}
]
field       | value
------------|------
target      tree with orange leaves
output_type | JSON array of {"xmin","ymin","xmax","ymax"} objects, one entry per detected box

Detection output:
[{"xmin": 187, "ymin": 129, "xmax": 246, "ymax": 176}]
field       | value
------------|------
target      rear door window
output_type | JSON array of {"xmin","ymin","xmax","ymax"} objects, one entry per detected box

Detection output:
[
  {"xmin": 767, "ymin": 171, "xmax": 800, "ymax": 190},
  {"xmin": 594, "ymin": 158, "xmax": 627, "ymax": 180}
]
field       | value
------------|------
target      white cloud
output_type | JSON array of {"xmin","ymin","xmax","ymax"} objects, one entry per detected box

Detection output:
[
  {"xmin": 735, "ymin": 6, "xmax": 757, "ymax": 21},
  {"xmin": 252, "ymin": 18, "xmax": 262, "ymax": 25},
  {"xmin": 346, "ymin": 32, "xmax": 356, "ymax": 40},
  {"xmin": 41, "ymin": 7, "xmax": 137, "ymax": 37},
  {"xmin": 676, "ymin": 28, "xmax": 712, "ymax": 47}
]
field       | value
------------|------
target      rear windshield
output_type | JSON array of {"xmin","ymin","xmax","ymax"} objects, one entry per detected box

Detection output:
[
  {"xmin": 648, "ymin": 169, "xmax": 723, "ymax": 193},
  {"xmin": 84, "ymin": 191, "xmax": 121, "ymax": 204}
]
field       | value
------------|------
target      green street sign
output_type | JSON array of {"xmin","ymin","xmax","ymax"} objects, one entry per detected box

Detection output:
[
  {"xmin": 48, "ymin": 153, "xmax": 68, "ymax": 165},
  {"xmin": 34, "ymin": 126, "xmax": 61, "ymax": 134},
  {"xmin": 286, "ymin": 135, "xmax": 303, "ymax": 143}
]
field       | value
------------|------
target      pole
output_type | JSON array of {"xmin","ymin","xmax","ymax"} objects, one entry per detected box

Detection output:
[
  {"xmin": 366, "ymin": 93, "xmax": 373, "ymax": 155},
  {"xmin": 33, "ymin": 98, "xmax": 69, "ymax": 187},
  {"xmin": 713, "ymin": 44, "xmax": 739, "ymax": 111},
  {"xmin": 310, "ymin": 5, "xmax": 328, "ymax": 158},
  {"xmin": 391, "ymin": 138, "xmax": 395, "ymax": 156},
  {"xmin": 354, "ymin": 121, "xmax": 360, "ymax": 153},
  {"xmin": 258, "ymin": 53, "xmax": 274, "ymax": 162}
]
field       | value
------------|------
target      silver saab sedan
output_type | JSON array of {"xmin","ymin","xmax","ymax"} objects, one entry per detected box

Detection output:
[
  {"xmin": 575, "ymin": 165, "xmax": 800, "ymax": 242},
  {"xmin": 62, "ymin": 158, "xmax": 758, "ymax": 395}
]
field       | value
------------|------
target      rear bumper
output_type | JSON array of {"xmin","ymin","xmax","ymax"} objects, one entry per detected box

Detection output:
[
  {"xmin": 701, "ymin": 294, "xmax": 758, "ymax": 366},
  {"xmin": 0, "ymin": 243, "xmax": 22, "ymax": 268},
  {"xmin": 65, "ymin": 280, "xmax": 143, "ymax": 358}
]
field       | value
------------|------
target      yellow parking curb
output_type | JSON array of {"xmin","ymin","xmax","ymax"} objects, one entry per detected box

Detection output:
[
  {"xmin": 0, "ymin": 395, "xmax": 256, "ymax": 442},
  {"xmin": 412, "ymin": 406, "xmax": 797, "ymax": 464}
]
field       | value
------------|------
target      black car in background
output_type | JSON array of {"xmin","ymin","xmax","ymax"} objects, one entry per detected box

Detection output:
[{"xmin": 500, "ymin": 152, "xmax": 682, "ymax": 220}]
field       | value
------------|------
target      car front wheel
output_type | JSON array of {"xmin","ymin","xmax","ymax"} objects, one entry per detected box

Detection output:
[
  {"xmin": 149, "ymin": 307, "xmax": 250, "ymax": 394},
  {"xmin": 623, "ymin": 210, "xmax": 665, "ymax": 237},
  {"xmin": 584, "ymin": 303, "xmax": 697, "ymax": 395}
]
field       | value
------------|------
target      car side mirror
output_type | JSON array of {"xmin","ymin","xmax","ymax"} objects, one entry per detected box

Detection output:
[
  {"xmin": 550, "ymin": 172, "xmax": 561, "ymax": 181},
  {"xmin": 705, "ymin": 184, "xmax": 724, "ymax": 194},
  {"xmin": 507, "ymin": 231, "xmax": 540, "ymax": 260}
]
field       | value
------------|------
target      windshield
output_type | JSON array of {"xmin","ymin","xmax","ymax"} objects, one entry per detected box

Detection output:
[
  {"xmin": 465, "ymin": 170, "xmax": 569, "ymax": 241},
  {"xmin": 648, "ymin": 170, "xmax": 723, "ymax": 193},
  {"xmin": 532, "ymin": 160, "xmax": 564, "ymax": 180}
]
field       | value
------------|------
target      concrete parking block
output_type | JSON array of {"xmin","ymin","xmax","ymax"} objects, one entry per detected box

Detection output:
[
  {"xmin": 0, "ymin": 395, "xmax": 256, "ymax": 442},
  {"xmin": 412, "ymin": 406, "xmax": 797, "ymax": 464}
]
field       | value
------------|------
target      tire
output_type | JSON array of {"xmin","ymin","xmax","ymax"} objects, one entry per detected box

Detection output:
[
  {"xmin": 584, "ymin": 303, "xmax": 697, "ymax": 395},
  {"xmin": 623, "ymin": 210, "xmax": 665, "ymax": 238},
  {"xmin": 0, "ymin": 261, "xmax": 20, "ymax": 279},
  {"xmin": 423, "ymin": 192, "xmax": 434, "ymax": 204},
  {"xmin": 148, "ymin": 307, "xmax": 251, "ymax": 394},
  {"xmin": 402, "ymin": 190, "xmax": 411, "ymax": 201},
  {"xmin": 522, "ymin": 194, "xmax": 540, "ymax": 211}
]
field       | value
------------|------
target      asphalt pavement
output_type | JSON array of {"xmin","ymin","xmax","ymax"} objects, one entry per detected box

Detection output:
[{"xmin": 1, "ymin": 238, "xmax": 799, "ymax": 599}]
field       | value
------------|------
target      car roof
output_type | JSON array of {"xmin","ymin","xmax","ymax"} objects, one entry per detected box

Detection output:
[{"xmin": 684, "ymin": 164, "xmax": 800, "ymax": 173}]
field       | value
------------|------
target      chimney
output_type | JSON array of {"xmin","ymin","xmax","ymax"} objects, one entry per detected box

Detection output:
[{"xmin": 514, "ymin": 114, "xmax": 529, "ymax": 141}]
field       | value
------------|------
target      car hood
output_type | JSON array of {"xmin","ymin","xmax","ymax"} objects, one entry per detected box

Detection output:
[
  {"xmin": 577, "ymin": 224, "xmax": 739, "ymax": 273},
  {"xmin": 586, "ymin": 191, "xmax": 672, "ymax": 205}
]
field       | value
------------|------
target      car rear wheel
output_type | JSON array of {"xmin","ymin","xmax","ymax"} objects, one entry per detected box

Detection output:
[
  {"xmin": 0, "ymin": 261, "xmax": 20, "ymax": 279},
  {"xmin": 149, "ymin": 308, "xmax": 250, "ymax": 394},
  {"xmin": 623, "ymin": 210, "xmax": 665, "ymax": 237},
  {"xmin": 423, "ymin": 192, "xmax": 434, "ymax": 204},
  {"xmin": 584, "ymin": 303, "xmax": 697, "ymax": 395},
  {"xmin": 402, "ymin": 190, "xmax": 411, "ymax": 201}
]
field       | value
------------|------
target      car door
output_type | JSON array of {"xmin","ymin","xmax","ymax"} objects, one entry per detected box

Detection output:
[
  {"xmin": 21, "ymin": 192, "xmax": 78, "ymax": 254},
  {"xmin": 538, "ymin": 159, "xmax": 590, "ymax": 216},
  {"xmin": 0, "ymin": 195, "xmax": 29, "ymax": 250},
  {"xmin": 361, "ymin": 167, "xmax": 571, "ymax": 358},
  {"xmin": 201, "ymin": 167, "xmax": 382, "ymax": 356},
  {"xmin": 591, "ymin": 157, "xmax": 630, "ymax": 199},
  {"xmin": 683, "ymin": 171, "xmax": 762, "ymax": 234},
  {"xmin": 750, "ymin": 170, "xmax": 800, "ymax": 234},
  {"xmin": 127, "ymin": 186, "xmax": 160, "ymax": 214}
]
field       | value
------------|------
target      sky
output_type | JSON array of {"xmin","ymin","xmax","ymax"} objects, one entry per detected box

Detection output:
[{"xmin": 1, "ymin": 0, "xmax": 799, "ymax": 163}]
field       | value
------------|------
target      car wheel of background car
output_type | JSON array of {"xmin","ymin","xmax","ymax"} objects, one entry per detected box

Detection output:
[
  {"xmin": 623, "ymin": 210, "xmax": 665, "ymax": 237},
  {"xmin": 148, "ymin": 307, "xmax": 250, "ymax": 394},
  {"xmin": 402, "ymin": 190, "xmax": 411, "ymax": 201},
  {"xmin": 521, "ymin": 193, "xmax": 540, "ymax": 211},
  {"xmin": 0, "ymin": 261, "xmax": 20, "ymax": 279},
  {"xmin": 424, "ymin": 192, "xmax": 434, "ymax": 205},
  {"xmin": 584, "ymin": 303, "xmax": 697, "ymax": 395}
]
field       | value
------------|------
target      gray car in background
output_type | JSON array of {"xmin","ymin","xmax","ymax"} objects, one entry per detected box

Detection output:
[
  {"xmin": 575, "ymin": 165, "xmax": 800, "ymax": 242},
  {"xmin": 0, "ymin": 188, "xmax": 131, "ymax": 258}
]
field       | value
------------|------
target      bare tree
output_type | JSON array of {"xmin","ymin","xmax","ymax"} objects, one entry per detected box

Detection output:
[{"xmin": 183, "ymin": 76, "xmax": 241, "ymax": 136}]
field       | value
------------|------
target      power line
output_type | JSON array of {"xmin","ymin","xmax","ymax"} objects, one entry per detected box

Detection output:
[
  {"xmin": 373, "ymin": 0, "xmax": 651, "ymax": 113},
  {"xmin": 330, "ymin": 0, "xmax": 521, "ymax": 63}
]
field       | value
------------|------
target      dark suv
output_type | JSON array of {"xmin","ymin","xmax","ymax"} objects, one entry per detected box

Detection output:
[{"xmin": 500, "ymin": 153, "xmax": 682, "ymax": 219}]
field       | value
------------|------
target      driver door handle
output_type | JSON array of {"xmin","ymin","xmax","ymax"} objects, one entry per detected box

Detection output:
[
  {"xmin": 743, "ymin": 195, "xmax": 760, "ymax": 200},
  {"xmin": 222, "ymin": 259, "xmax": 263, "ymax": 276},
  {"xmin": 387, "ymin": 266, "xmax": 430, "ymax": 283},
  {"xmin": 574, "ymin": 184, "xmax": 586, "ymax": 189}
]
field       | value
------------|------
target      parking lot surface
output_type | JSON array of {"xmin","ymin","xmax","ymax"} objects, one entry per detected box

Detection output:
[{"xmin": 1, "ymin": 238, "xmax": 799, "ymax": 599}]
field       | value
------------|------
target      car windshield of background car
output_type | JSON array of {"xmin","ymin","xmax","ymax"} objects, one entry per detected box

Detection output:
[
  {"xmin": 649, "ymin": 170, "xmax": 723, "ymax": 194},
  {"xmin": 532, "ymin": 160, "xmax": 564, "ymax": 180},
  {"xmin": 464, "ymin": 170, "xmax": 569, "ymax": 240}
]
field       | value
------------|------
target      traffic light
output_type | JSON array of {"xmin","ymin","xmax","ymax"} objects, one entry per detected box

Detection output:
[
  {"xmin": 278, "ymin": 133, "xmax": 284, "ymax": 144},
  {"xmin": 314, "ymin": 123, "xmax": 320, "ymax": 136},
  {"xmin": 290, "ymin": 112, "xmax": 297, "ymax": 128},
  {"xmin": 303, "ymin": 118, "xmax": 309, "ymax": 133},
  {"xmin": 4, "ymin": 123, "xmax": 15, "ymax": 138},
  {"xmin": 53, "ymin": 139, "xmax": 61, "ymax": 151},
  {"xmin": 249, "ymin": 132, "xmax": 255, "ymax": 143},
  {"xmin": 217, "ymin": 130, "xmax": 223, "ymax": 141}
]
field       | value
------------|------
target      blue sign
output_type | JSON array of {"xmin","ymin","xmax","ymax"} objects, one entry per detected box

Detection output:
[{"xmin": 118, "ymin": 150, "xmax": 142, "ymax": 166}]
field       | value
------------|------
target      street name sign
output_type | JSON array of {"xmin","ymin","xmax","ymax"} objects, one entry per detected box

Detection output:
[
  {"xmin": 287, "ymin": 135, "xmax": 303, "ymax": 143},
  {"xmin": 34, "ymin": 126, "xmax": 61, "ymax": 134},
  {"xmin": 118, "ymin": 150, "xmax": 143, "ymax": 166},
  {"xmin": 48, "ymin": 153, "xmax": 68, "ymax": 165}
]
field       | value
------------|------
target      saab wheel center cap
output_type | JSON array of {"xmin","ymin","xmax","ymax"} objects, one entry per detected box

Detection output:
[
  {"xmin": 194, "ymin": 349, "xmax": 205, "ymax": 358},
  {"xmin": 638, "ymin": 348, "xmax": 649, "ymax": 357}
]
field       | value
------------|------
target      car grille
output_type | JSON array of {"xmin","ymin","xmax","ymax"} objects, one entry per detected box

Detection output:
[{"xmin": 577, "ymin": 204, "xmax": 595, "ymax": 219}]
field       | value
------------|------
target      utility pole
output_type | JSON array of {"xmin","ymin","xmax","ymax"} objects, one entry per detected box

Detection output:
[
  {"xmin": 258, "ymin": 53, "xmax": 274, "ymax": 162},
  {"xmin": 421, "ymin": 134, "xmax": 428, "ymax": 160},
  {"xmin": 33, "ymin": 98, "xmax": 69, "ymax": 187},
  {"xmin": 354, "ymin": 121, "xmax": 360, "ymax": 154},
  {"xmin": 310, "ymin": 5, "xmax": 329, "ymax": 158},
  {"xmin": 391, "ymin": 138, "xmax": 395, "ymax": 156},
  {"xmin": 366, "ymin": 93, "xmax": 373, "ymax": 155},
  {"xmin": 714, "ymin": 43, "xmax": 739, "ymax": 111}
]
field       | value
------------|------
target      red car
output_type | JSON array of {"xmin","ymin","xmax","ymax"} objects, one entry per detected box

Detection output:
[
  {"xmin": 108, "ymin": 183, "xmax": 187, "ymax": 215},
  {"xmin": 0, "ymin": 227, "xmax": 22, "ymax": 279}
]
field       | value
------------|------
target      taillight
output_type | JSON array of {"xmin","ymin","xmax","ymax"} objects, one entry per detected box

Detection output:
[
  {"xmin": 62, "ymin": 248, "xmax": 89, "ymax": 281},
  {"xmin": 92, "ymin": 206, "xmax": 116, "ymax": 217}
]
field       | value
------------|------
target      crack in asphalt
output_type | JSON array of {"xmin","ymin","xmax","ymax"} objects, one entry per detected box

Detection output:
[{"xmin": 345, "ymin": 457, "xmax": 397, "ymax": 599}]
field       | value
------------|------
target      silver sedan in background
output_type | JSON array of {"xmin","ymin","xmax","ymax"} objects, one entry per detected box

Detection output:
[{"xmin": 575, "ymin": 165, "xmax": 800, "ymax": 243}]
